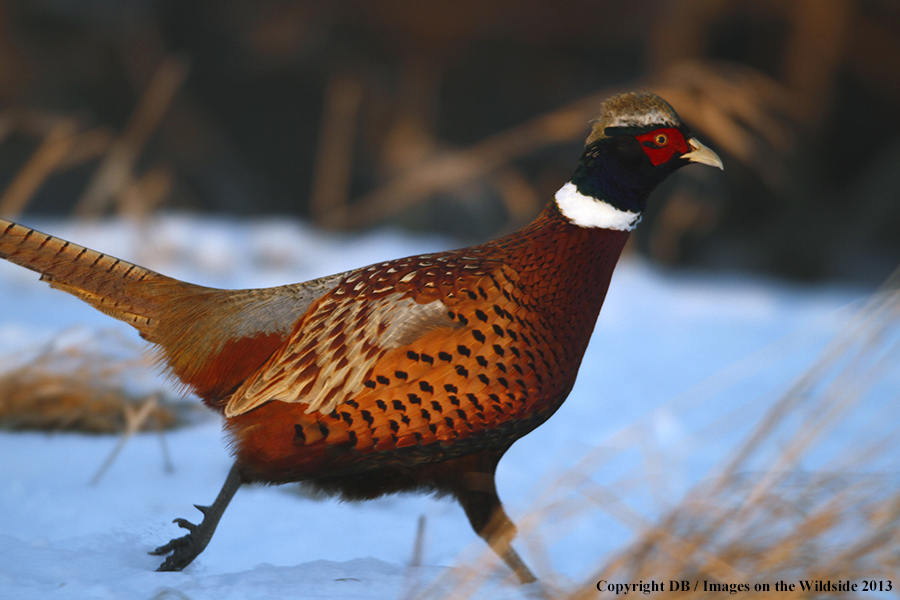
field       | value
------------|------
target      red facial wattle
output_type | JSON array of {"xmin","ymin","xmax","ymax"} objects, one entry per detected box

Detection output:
[{"xmin": 635, "ymin": 127, "xmax": 690, "ymax": 166}]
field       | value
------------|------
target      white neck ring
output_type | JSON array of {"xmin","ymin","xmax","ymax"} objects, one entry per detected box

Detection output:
[{"xmin": 554, "ymin": 182, "xmax": 641, "ymax": 231}]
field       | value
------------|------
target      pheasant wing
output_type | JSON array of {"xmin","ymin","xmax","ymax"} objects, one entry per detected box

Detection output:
[{"xmin": 224, "ymin": 282, "xmax": 457, "ymax": 417}]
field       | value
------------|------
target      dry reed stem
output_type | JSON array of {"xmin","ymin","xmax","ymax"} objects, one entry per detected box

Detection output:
[
  {"xmin": 119, "ymin": 163, "xmax": 174, "ymax": 219},
  {"xmin": 0, "ymin": 110, "xmax": 115, "ymax": 218},
  {"xmin": 310, "ymin": 73, "xmax": 364, "ymax": 228},
  {"xmin": 89, "ymin": 393, "xmax": 164, "ymax": 485},
  {"xmin": 782, "ymin": 0, "xmax": 852, "ymax": 124},
  {"xmin": 400, "ymin": 515, "xmax": 431, "ymax": 600},
  {"xmin": 491, "ymin": 167, "xmax": 543, "ymax": 229},
  {"xmin": 0, "ymin": 119, "xmax": 79, "ymax": 217},
  {"xmin": 75, "ymin": 56, "xmax": 188, "ymax": 217}
]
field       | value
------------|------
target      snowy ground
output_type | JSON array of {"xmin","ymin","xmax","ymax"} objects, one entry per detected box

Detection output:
[{"xmin": 0, "ymin": 215, "xmax": 890, "ymax": 599}]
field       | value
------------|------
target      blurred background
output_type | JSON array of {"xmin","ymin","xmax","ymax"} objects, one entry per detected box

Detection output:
[{"xmin": 0, "ymin": 0, "xmax": 899, "ymax": 283}]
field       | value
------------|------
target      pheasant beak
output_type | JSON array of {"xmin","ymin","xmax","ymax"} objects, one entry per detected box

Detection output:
[{"xmin": 684, "ymin": 138, "xmax": 724, "ymax": 170}]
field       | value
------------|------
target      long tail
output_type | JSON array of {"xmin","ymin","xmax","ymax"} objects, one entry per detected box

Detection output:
[
  {"xmin": 0, "ymin": 219, "xmax": 324, "ymax": 407},
  {"xmin": 0, "ymin": 219, "xmax": 184, "ymax": 330}
]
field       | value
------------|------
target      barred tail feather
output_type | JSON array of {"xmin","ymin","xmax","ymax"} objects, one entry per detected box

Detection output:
[{"xmin": 0, "ymin": 218, "xmax": 185, "ymax": 331}]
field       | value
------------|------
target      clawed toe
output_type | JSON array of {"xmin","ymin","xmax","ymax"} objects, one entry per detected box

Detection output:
[
  {"xmin": 172, "ymin": 517, "xmax": 199, "ymax": 534},
  {"xmin": 150, "ymin": 514, "xmax": 204, "ymax": 571},
  {"xmin": 150, "ymin": 530, "xmax": 200, "ymax": 571}
]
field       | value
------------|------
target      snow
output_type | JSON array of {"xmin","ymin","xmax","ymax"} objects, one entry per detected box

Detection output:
[{"xmin": 0, "ymin": 214, "xmax": 889, "ymax": 599}]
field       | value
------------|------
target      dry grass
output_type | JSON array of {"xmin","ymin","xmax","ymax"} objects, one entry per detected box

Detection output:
[
  {"xmin": 0, "ymin": 327, "xmax": 186, "ymax": 434},
  {"xmin": 411, "ymin": 270, "xmax": 900, "ymax": 599}
]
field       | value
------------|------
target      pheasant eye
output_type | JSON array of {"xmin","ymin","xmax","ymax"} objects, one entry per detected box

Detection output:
[{"xmin": 654, "ymin": 133, "xmax": 669, "ymax": 146}]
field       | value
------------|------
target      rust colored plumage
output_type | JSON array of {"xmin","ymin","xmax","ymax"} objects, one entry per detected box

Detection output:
[
  {"xmin": 0, "ymin": 92, "xmax": 723, "ymax": 583},
  {"xmin": 225, "ymin": 211, "xmax": 629, "ymax": 484}
]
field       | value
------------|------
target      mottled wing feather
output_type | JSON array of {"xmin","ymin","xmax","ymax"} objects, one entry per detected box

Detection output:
[
  {"xmin": 224, "ymin": 291, "xmax": 456, "ymax": 417},
  {"xmin": 223, "ymin": 253, "xmax": 507, "ymax": 418}
]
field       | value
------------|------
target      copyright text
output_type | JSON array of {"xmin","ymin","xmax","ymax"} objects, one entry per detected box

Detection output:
[{"xmin": 596, "ymin": 579, "xmax": 893, "ymax": 594}]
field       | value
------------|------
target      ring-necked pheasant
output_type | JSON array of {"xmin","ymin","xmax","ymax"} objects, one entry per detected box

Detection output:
[{"xmin": 0, "ymin": 92, "xmax": 721, "ymax": 583}]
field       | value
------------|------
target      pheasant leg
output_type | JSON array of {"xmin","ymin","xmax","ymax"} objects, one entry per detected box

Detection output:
[
  {"xmin": 458, "ymin": 470, "xmax": 537, "ymax": 584},
  {"xmin": 151, "ymin": 463, "xmax": 243, "ymax": 571}
]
